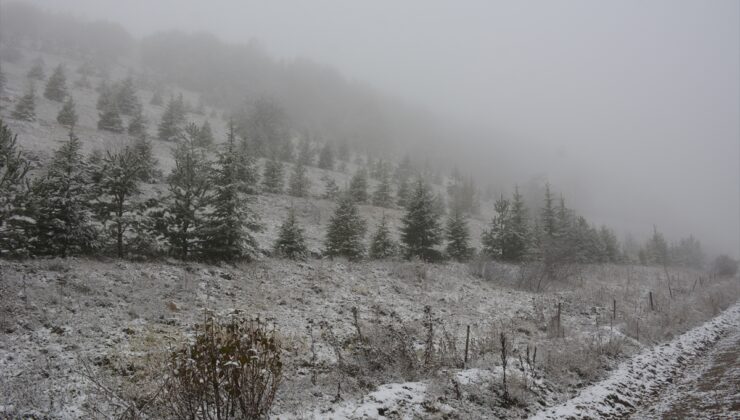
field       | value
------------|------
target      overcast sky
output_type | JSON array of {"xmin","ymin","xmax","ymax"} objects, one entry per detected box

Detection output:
[{"xmin": 15, "ymin": 0, "xmax": 740, "ymax": 256}]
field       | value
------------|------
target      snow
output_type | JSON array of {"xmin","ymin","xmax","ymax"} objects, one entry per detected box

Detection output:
[
  {"xmin": 289, "ymin": 382, "xmax": 428, "ymax": 420},
  {"xmin": 1, "ymin": 46, "xmax": 739, "ymax": 420},
  {"xmin": 531, "ymin": 302, "xmax": 740, "ymax": 419}
]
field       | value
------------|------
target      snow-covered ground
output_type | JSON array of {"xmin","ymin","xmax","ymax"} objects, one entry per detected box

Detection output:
[
  {"xmin": 632, "ymin": 318, "xmax": 740, "ymax": 419},
  {"xmin": 532, "ymin": 302, "xmax": 740, "ymax": 419},
  {"xmin": 1, "ymin": 258, "xmax": 737, "ymax": 419}
]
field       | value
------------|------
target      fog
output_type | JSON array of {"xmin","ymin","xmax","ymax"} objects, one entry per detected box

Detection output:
[{"xmin": 13, "ymin": 0, "xmax": 740, "ymax": 257}]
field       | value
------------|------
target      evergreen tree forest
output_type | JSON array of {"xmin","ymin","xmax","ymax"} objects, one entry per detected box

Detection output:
[{"xmin": 0, "ymin": 49, "xmax": 714, "ymax": 270}]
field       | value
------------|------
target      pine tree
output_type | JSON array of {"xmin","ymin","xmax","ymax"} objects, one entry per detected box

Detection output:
[
  {"xmin": 446, "ymin": 207, "xmax": 472, "ymax": 262},
  {"xmin": 598, "ymin": 225, "xmax": 621, "ymax": 263},
  {"xmin": 158, "ymin": 95, "xmax": 186, "ymax": 141},
  {"xmin": 400, "ymin": 179, "xmax": 443, "ymax": 261},
  {"xmin": 194, "ymin": 97, "xmax": 206, "ymax": 115},
  {"xmin": 0, "ymin": 120, "xmax": 33, "ymax": 257},
  {"xmin": 196, "ymin": 120, "xmax": 214, "ymax": 148},
  {"xmin": 12, "ymin": 84, "xmax": 36, "ymax": 121},
  {"xmin": 44, "ymin": 64, "xmax": 68, "ymax": 102},
  {"xmin": 288, "ymin": 162, "xmax": 310, "ymax": 197},
  {"xmin": 115, "ymin": 76, "xmax": 139, "ymax": 115},
  {"xmin": 297, "ymin": 137, "xmax": 313, "ymax": 166},
  {"xmin": 481, "ymin": 195, "xmax": 509, "ymax": 259},
  {"xmin": 274, "ymin": 208, "xmax": 307, "ymax": 259},
  {"xmin": 165, "ymin": 130, "xmax": 212, "ymax": 259},
  {"xmin": 396, "ymin": 178, "xmax": 411, "ymax": 208},
  {"xmin": 337, "ymin": 141, "xmax": 350, "ymax": 162},
  {"xmin": 97, "ymin": 101, "xmax": 125, "ymax": 133},
  {"xmin": 74, "ymin": 74, "xmax": 91, "ymax": 89},
  {"xmin": 541, "ymin": 183, "xmax": 556, "ymax": 238},
  {"xmin": 128, "ymin": 103, "xmax": 148, "ymax": 138},
  {"xmin": 150, "ymin": 88, "xmax": 164, "ymax": 106},
  {"xmin": 90, "ymin": 146, "xmax": 143, "ymax": 257},
  {"xmin": 447, "ymin": 173, "xmax": 479, "ymax": 215},
  {"xmin": 348, "ymin": 167, "xmax": 369, "ymax": 203},
  {"xmin": 279, "ymin": 138, "xmax": 294, "ymax": 163},
  {"xmin": 231, "ymin": 129, "xmax": 260, "ymax": 195},
  {"xmin": 325, "ymin": 193, "xmax": 366, "ymax": 260},
  {"xmin": 432, "ymin": 192, "xmax": 447, "ymax": 218},
  {"xmin": 669, "ymin": 235, "xmax": 704, "ymax": 269},
  {"xmin": 505, "ymin": 186, "xmax": 530, "ymax": 262},
  {"xmin": 369, "ymin": 158, "xmax": 382, "ymax": 179},
  {"xmin": 537, "ymin": 184, "xmax": 570, "ymax": 273},
  {"xmin": 238, "ymin": 98, "xmax": 287, "ymax": 159},
  {"xmin": 30, "ymin": 131, "xmax": 96, "ymax": 256},
  {"xmin": 200, "ymin": 129, "xmax": 261, "ymax": 261},
  {"xmin": 555, "ymin": 196, "xmax": 573, "ymax": 236},
  {"xmin": 133, "ymin": 132, "xmax": 159, "ymax": 182},
  {"xmin": 644, "ymin": 225, "xmax": 669, "ymax": 266},
  {"xmin": 27, "ymin": 58, "xmax": 45, "ymax": 80},
  {"xmin": 372, "ymin": 168, "xmax": 393, "ymax": 207},
  {"xmin": 56, "ymin": 97, "xmax": 78, "ymax": 128},
  {"xmin": 322, "ymin": 176, "xmax": 340, "ymax": 200},
  {"xmin": 318, "ymin": 142, "xmax": 335, "ymax": 170},
  {"xmin": 394, "ymin": 155, "xmax": 414, "ymax": 184},
  {"xmin": 369, "ymin": 214, "xmax": 396, "ymax": 259},
  {"xmin": 96, "ymin": 81, "xmax": 114, "ymax": 111},
  {"xmin": 262, "ymin": 157, "xmax": 284, "ymax": 194}
]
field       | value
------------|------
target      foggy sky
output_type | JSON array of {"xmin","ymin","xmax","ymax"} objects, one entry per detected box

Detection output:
[{"xmin": 13, "ymin": 0, "xmax": 740, "ymax": 257}]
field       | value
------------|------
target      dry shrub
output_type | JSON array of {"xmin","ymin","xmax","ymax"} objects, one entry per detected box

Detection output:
[
  {"xmin": 164, "ymin": 315, "xmax": 283, "ymax": 420},
  {"xmin": 517, "ymin": 261, "xmax": 583, "ymax": 292},
  {"xmin": 543, "ymin": 340, "xmax": 603, "ymax": 384},
  {"xmin": 319, "ymin": 305, "xmax": 472, "ymax": 393},
  {"xmin": 322, "ymin": 311, "xmax": 419, "ymax": 389},
  {"xmin": 391, "ymin": 260, "xmax": 428, "ymax": 282}
]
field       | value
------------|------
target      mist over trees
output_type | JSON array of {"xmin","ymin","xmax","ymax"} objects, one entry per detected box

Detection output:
[
  {"xmin": 0, "ymin": 2, "xmax": 133, "ymax": 63},
  {"xmin": 0, "ymin": 2, "xmax": 731, "ymax": 266}
]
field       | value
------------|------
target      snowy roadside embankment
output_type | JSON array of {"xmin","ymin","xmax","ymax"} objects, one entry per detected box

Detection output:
[{"xmin": 531, "ymin": 302, "xmax": 740, "ymax": 419}]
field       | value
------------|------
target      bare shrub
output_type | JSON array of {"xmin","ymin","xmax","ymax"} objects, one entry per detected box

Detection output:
[
  {"xmin": 711, "ymin": 255, "xmax": 738, "ymax": 277},
  {"xmin": 43, "ymin": 258, "xmax": 71, "ymax": 272},
  {"xmin": 319, "ymin": 305, "xmax": 470, "ymax": 392},
  {"xmin": 517, "ymin": 261, "xmax": 582, "ymax": 292},
  {"xmin": 391, "ymin": 260, "xmax": 427, "ymax": 282},
  {"xmin": 499, "ymin": 332, "xmax": 510, "ymax": 402},
  {"xmin": 163, "ymin": 315, "xmax": 283, "ymax": 420},
  {"xmin": 437, "ymin": 325, "xmax": 464, "ymax": 368},
  {"xmin": 543, "ymin": 341, "xmax": 603, "ymax": 384},
  {"xmin": 468, "ymin": 258, "xmax": 518, "ymax": 285}
]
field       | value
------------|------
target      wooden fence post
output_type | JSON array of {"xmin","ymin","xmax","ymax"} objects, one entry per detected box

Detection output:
[
  {"xmin": 612, "ymin": 299, "xmax": 616, "ymax": 321},
  {"xmin": 464, "ymin": 325, "xmax": 470, "ymax": 369},
  {"xmin": 557, "ymin": 302, "xmax": 562, "ymax": 338}
]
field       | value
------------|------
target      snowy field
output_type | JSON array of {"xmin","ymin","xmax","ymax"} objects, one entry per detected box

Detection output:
[{"xmin": 1, "ymin": 258, "xmax": 737, "ymax": 419}]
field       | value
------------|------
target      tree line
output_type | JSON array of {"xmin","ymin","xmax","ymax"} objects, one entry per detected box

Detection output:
[
  {"xmin": 1, "ymin": 60, "xmax": 712, "ymax": 267},
  {"xmin": 0, "ymin": 115, "xmax": 712, "ymax": 268}
]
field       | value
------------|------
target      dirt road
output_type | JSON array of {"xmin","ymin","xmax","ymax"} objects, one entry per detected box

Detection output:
[{"xmin": 631, "ymin": 326, "xmax": 740, "ymax": 419}]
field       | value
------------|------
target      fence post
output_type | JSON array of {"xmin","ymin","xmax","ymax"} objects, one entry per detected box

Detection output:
[
  {"xmin": 649, "ymin": 291, "xmax": 654, "ymax": 311},
  {"xmin": 464, "ymin": 325, "xmax": 470, "ymax": 369},
  {"xmin": 612, "ymin": 299, "xmax": 616, "ymax": 321}
]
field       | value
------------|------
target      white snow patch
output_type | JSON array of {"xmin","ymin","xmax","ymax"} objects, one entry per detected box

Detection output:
[{"xmin": 282, "ymin": 382, "xmax": 427, "ymax": 420}]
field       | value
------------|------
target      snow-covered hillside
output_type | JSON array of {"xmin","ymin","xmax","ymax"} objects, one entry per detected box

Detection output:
[
  {"xmin": 1, "ymin": 44, "xmax": 738, "ymax": 420},
  {"xmin": 1, "ymin": 258, "xmax": 737, "ymax": 418}
]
